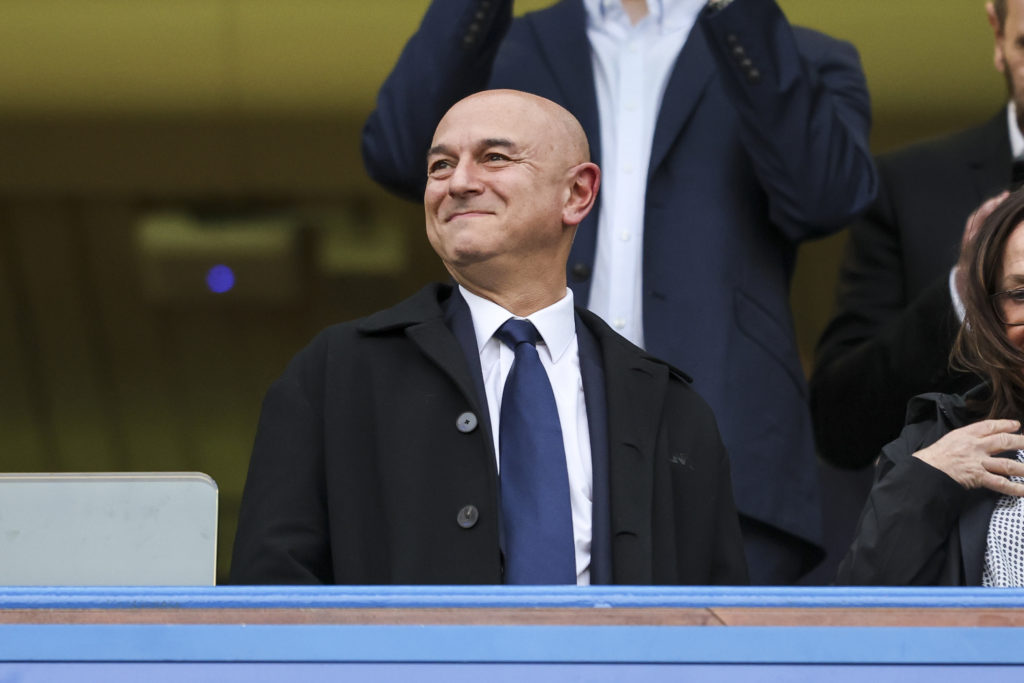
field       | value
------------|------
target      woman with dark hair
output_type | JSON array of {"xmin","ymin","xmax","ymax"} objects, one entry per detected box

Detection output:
[{"xmin": 838, "ymin": 189, "xmax": 1024, "ymax": 585}]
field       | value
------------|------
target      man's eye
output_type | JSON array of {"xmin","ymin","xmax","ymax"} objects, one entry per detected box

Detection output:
[
  {"xmin": 1010, "ymin": 289, "xmax": 1024, "ymax": 303},
  {"xmin": 428, "ymin": 160, "xmax": 451, "ymax": 174},
  {"xmin": 485, "ymin": 153, "xmax": 509, "ymax": 162}
]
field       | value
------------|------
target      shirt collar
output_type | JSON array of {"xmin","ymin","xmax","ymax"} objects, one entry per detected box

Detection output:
[
  {"xmin": 458, "ymin": 284, "xmax": 576, "ymax": 363},
  {"xmin": 583, "ymin": 0, "xmax": 704, "ymax": 32},
  {"xmin": 583, "ymin": 0, "xmax": 667, "ymax": 28},
  {"xmin": 1009, "ymin": 101, "xmax": 1024, "ymax": 159}
]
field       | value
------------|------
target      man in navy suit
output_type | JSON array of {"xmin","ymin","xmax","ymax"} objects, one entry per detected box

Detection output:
[
  {"xmin": 362, "ymin": 0, "xmax": 877, "ymax": 583},
  {"xmin": 231, "ymin": 90, "xmax": 748, "ymax": 586}
]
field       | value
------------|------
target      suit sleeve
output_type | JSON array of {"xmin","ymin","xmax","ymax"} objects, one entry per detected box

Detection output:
[
  {"xmin": 836, "ymin": 434, "xmax": 968, "ymax": 585},
  {"xmin": 361, "ymin": 0, "xmax": 514, "ymax": 201},
  {"xmin": 809, "ymin": 166, "xmax": 970, "ymax": 469},
  {"xmin": 700, "ymin": 0, "xmax": 877, "ymax": 239},
  {"xmin": 230, "ymin": 338, "xmax": 333, "ymax": 584}
]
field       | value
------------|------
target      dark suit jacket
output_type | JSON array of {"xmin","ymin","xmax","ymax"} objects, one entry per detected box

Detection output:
[
  {"xmin": 812, "ymin": 112, "xmax": 1011, "ymax": 469},
  {"xmin": 836, "ymin": 388, "xmax": 1002, "ymax": 585},
  {"xmin": 230, "ymin": 283, "xmax": 748, "ymax": 585},
  {"xmin": 362, "ymin": 0, "xmax": 877, "ymax": 566}
]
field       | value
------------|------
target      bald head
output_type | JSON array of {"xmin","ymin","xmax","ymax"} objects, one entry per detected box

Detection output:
[
  {"xmin": 431, "ymin": 89, "xmax": 591, "ymax": 171},
  {"xmin": 423, "ymin": 89, "xmax": 600, "ymax": 315}
]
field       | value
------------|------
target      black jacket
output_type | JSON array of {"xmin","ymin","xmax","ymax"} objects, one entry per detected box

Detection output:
[
  {"xmin": 812, "ymin": 113, "xmax": 1010, "ymax": 469},
  {"xmin": 837, "ymin": 386, "xmax": 1009, "ymax": 585},
  {"xmin": 231, "ymin": 284, "xmax": 748, "ymax": 585}
]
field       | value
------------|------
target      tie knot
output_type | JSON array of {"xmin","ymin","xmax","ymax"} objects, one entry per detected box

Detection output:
[{"xmin": 495, "ymin": 318, "xmax": 541, "ymax": 349}]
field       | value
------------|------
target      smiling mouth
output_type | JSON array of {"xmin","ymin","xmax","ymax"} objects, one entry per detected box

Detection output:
[{"xmin": 446, "ymin": 211, "xmax": 494, "ymax": 222}]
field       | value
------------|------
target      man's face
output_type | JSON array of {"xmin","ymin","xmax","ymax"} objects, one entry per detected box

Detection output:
[
  {"xmin": 991, "ymin": 0, "xmax": 1024, "ymax": 118},
  {"xmin": 424, "ymin": 93, "xmax": 574, "ymax": 278}
]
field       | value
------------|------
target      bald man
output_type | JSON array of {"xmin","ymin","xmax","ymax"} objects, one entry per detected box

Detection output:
[{"xmin": 231, "ymin": 90, "xmax": 748, "ymax": 586}]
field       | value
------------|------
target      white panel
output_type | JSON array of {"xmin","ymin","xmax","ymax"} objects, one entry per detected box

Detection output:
[{"xmin": 0, "ymin": 472, "xmax": 218, "ymax": 586}]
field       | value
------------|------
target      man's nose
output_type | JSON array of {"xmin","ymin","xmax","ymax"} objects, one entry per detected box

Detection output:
[{"xmin": 448, "ymin": 160, "xmax": 483, "ymax": 196}]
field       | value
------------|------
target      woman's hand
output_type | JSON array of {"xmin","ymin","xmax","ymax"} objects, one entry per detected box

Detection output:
[{"xmin": 914, "ymin": 419, "xmax": 1024, "ymax": 495}]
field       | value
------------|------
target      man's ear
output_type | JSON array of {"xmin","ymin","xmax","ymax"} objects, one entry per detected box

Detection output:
[
  {"xmin": 988, "ymin": 2, "xmax": 1007, "ymax": 74},
  {"xmin": 562, "ymin": 162, "xmax": 601, "ymax": 228}
]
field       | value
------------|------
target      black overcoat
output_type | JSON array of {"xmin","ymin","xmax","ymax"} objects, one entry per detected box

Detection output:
[{"xmin": 231, "ymin": 284, "xmax": 747, "ymax": 585}]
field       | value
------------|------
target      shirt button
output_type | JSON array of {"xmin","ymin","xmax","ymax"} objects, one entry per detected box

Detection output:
[
  {"xmin": 623, "ymin": 164, "xmax": 634, "ymax": 174},
  {"xmin": 456, "ymin": 505, "xmax": 479, "ymax": 529},
  {"xmin": 624, "ymin": 101, "xmax": 638, "ymax": 112},
  {"xmin": 619, "ymin": 231, "xmax": 630, "ymax": 242},
  {"xmin": 456, "ymin": 411, "xmax": 478, "ymax": 433},
  {"xmin": 613, "ymin": 318, "xmax": 626, "ymax": 330}
]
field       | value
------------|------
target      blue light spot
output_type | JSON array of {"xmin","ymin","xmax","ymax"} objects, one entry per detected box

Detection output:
[{"xmin": 206, "ymin": 264, "xmax": 235, "ymax": 294}]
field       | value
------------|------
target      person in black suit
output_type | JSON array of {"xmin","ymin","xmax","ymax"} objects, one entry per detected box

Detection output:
[
  {"xmin": 230, "ymin": 90, "xmax": 748, "ymax": 585},
  {"xmin": 838, "ymin": 190, "xmax": 1024, "ymax": 585},
  {"xmin": 812, "ymin": 0, "xmax": 1024, "ymax": 470}
]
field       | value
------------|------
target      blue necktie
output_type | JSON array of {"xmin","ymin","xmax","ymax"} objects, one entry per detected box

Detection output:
[{"xmin": 495, "ymin": 318, "xmax": 576, "ymax": 584}]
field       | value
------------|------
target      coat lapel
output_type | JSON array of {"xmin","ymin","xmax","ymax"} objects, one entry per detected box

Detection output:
[
  {"xmin": 583, "ymin": 312, "xmax": 670, "ymax": 584},
  {"xmin": 966, "ymin": 110, "xmax": 1013, "ymax": 201},
  {"xmin": 959, "ymin": 489, "xmax": 998, "ymax": 586},
  {"xmin": 648, "ymin": 25, "xmax": 715, "ymax": 178},
  {"xmin": 358, "ymin": 284, "xmax": 489, "ymax": 433},
  {"xmin": 576, "ymin": 312, "xmax": 611, "ymax": 584}
]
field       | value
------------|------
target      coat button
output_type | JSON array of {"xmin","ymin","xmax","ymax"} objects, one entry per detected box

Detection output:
[
  {"xmin": 571, "ymin": 262, "xmax": 591, "ymax": 281},
  {"xmin": 456, "ymin": 411, "xmax": 478, "ymax": 433},
  {"xmin": 457, "ymin": 505, "xmax": 479, "ymax": 529},
  {"xmin": 746, "ymin": 68, "xmax": 761, "ymax": 84}
]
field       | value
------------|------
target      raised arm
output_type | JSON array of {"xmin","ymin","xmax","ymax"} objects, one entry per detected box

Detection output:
[
  {"xmin": 700, "ymin": 0, "xmax": 877, "ymax": 239},
  {"xmin": 362, "ymin": 0, "xmax": 514, "ymax": 201}
]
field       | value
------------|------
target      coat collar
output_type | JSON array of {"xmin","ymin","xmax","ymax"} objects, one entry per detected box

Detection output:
[{"xmin": 357, "ymin": 283, "xmax": 490, "ymax": 424}]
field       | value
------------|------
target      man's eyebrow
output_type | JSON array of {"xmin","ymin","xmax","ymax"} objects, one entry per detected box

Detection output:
[
  {"xmin": 426, "ymin": 139, "xmax": 518, "ymax": 160},
  {"xmin": 1004, "ymin": 272, "xmax": 1024, "ymax": 288},
  {"xmin": 426, "ymin": 144, "xmax": 453, "ymax": 160},
  {"xmin": 480, "ymin": 138, "xmax": 516, "ymax": 151}
]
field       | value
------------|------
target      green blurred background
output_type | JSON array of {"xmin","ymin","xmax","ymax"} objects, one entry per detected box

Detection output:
[{"xmin": 0, "ymin": 1, "xmax": 1006, "ymax": 582}]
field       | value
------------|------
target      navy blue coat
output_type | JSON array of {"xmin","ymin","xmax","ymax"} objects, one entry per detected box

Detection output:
[{"xmin": 362, "ymin": 0, "xmax": 877, "ymax": 566}]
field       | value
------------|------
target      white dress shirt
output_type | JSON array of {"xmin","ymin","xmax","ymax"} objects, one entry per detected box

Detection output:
[
  {"xmin": 583, "ymin": 0, "xmax": 704, "ymax": 348},
  {"xmin": 458, "ymin": 285, "xmax": 594, "ymax": 584}
]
